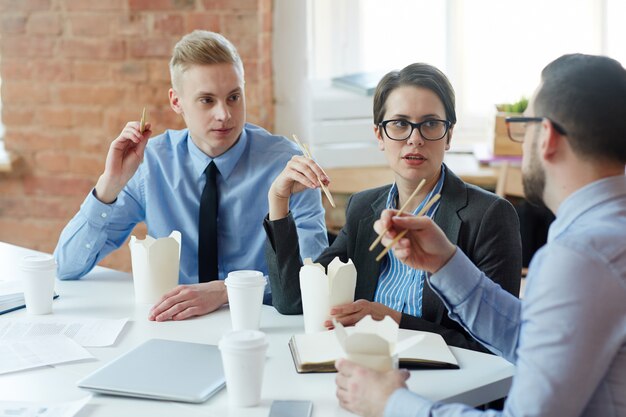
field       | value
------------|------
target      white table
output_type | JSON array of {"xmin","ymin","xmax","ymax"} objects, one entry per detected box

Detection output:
[{"xmin": 0, "ymin": 242, "xmax": 515, "ymax": 416}]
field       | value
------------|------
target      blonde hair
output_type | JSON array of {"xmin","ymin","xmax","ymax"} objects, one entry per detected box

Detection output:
[{"xmin": 169, "ymin": 30, "xmax": 244, "ymax": 91}]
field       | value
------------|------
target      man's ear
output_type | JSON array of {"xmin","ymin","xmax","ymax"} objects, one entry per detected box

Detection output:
[
  {"xmin": 169, "ymin": 88, "xmax": 183, "ymax": 115},
  {"xmin": 374, "ymin": 124, "xmax": 385, "ymax": 151},
  {"xmin": 540, "ymin": 119, "xmax": 561, "ymax": 161}
]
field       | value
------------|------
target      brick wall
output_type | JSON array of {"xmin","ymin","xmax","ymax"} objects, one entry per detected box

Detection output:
[{"xmin": 0, "ymin": 0, "xmax": 274, "ymax": 272}]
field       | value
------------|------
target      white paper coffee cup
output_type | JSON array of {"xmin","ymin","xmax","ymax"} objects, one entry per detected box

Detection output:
[
  {"xmin": 218, "ymin": 330, "xmax": 268, "ymax": 407},
  {"xmin": 20, "ymin": 254, "xmax": 56, "ymax": 315},
  {"xmin": 225, "ymin": 270, "xmax": 266, "ymax": 331}
]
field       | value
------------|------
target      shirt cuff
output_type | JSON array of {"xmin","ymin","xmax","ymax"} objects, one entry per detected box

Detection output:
[
  {"xmin": 428, "ymin": 248, "xmax": 483, "ymax": 307},
  {"xmin": 80, "ymin": 189, "xmax": 115, "ymax": 227},
  {"xmin": 384, "ymin": 388, "xmax": 432, "ymax": 417}
]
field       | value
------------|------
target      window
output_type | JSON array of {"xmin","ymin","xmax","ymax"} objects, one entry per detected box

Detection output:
[{"xmin": 273, "ymin": 0, "xmax": 626, "ymax": 167}]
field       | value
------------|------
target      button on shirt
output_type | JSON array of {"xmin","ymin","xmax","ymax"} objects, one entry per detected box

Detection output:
[
  {"xmin": 385, "ymin": 175, "xmax": 626, "ymax": 417},
  {"xmin": 54, "ymin": 123, "xmax": 328, "ymax": 285}
]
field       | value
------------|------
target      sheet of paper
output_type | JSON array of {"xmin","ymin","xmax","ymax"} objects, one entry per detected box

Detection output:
[
  {"xmin": 0, "ymin": 316, "xmax": 128, "ymax": 347},
  {"xmin": 0, "ymin": 335, "xmax": 93, "ymax": 375},
  {"xmin": 0, "ymin": 396, "xmax": 90, "ymax": 417}
]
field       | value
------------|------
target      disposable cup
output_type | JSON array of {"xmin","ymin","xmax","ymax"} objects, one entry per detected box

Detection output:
[
  {"xmin": 20, "ymin": 254, "xmax": 56, "ymax": 315},
  {"xmin": 225, "ymin": 270, "xmax": 266, "ymax": 331},
  {"xmin": 218, "ymin": 330, "xmax": 268, "ymax": 407}
]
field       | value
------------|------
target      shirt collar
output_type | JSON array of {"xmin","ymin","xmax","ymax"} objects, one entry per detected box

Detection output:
[
  {"xmin": 548, "ymin": 174, "xmax": 626, "ymax": 242},
  {"xmin": 187, "ymin": 128, "xmax": 249, "ymax": 180},
  {"xmin": 385, "ymin": 164, "xmax": 446, "ymax": 212}
]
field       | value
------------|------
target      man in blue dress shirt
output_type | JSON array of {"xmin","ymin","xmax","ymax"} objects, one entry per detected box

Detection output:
[
  {"xmin": 335, "ymin": 54, "xmax": 626, "ymax": 416},
  {"xmin": 54, "ymin": 31, "xmax": 328, "ymax": 322}
]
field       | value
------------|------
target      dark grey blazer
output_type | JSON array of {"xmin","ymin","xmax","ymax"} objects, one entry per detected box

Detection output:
[{"xmin": 264, "ymin": 168, "xmax": 522, "ymax": 352}]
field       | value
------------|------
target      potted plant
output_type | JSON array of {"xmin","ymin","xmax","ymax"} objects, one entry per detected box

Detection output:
[{"xmin": 493, "ymin": 97, "xmax": 528, "ymax": 156}]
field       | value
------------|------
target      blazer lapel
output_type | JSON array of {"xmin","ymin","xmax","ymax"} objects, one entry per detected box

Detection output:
[{"xmin": 353, "ymin": 189, "xmax": 389, "ymax": 300}]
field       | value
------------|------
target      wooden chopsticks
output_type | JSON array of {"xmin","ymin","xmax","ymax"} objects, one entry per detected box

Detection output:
[
  {"xmin": 139, "ymin": 107, "xmax": 147, "ymax": 133},
  {"xmin": 292, "ymin": 134, "xmax": 336, "ymax": 208},
  {"xmin": 368, "ymin": 178, "xmax": 426, "ymax": 251},
  {"xmin": 374, "ymin": 193, "xmax": 441, "ymax": 262}
]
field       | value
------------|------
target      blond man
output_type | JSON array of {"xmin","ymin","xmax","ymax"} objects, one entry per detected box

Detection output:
[{"xmin": 55, "ymin": 31, "xmax": 327, "ymax": 321}]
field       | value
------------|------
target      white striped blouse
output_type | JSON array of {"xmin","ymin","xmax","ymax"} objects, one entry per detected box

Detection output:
[{"xmin": 373, "ymin": 166, "xmax": 445, "ymax": 317}]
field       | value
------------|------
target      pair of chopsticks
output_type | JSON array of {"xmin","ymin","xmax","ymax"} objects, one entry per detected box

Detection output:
[
  {"xmin": 292, "ymin": 134, "xmax": 336, "ymax": 208},
  {"xmin": 139, "ymin": 107, "xmax": 147, "ymax": 133},
  {"xmin": 369, "ymin": 180, "xmax": 441, "ymax": 262}
]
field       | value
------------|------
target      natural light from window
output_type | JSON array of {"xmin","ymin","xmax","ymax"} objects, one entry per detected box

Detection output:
[{"xmin": 310, "ymin": 0, "xmax": 626, "ymax": 145}]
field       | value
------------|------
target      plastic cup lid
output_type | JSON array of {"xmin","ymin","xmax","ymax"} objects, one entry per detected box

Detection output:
[
  {"xmin": 20, "ymin": 254, "xmax": 56, "ymax": 270},
  {"xmin": 219, "ymin": 330, "xmax": 268, "ymax": 351},
  {"xmin": 225, "ymin": 270, "xmax": 266, "ymax": 287}
]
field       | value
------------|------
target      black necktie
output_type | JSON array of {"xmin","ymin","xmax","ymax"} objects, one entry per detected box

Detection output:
[{"xmin": 198, "ymin": 161, "xmax": 218, "ymax": 282}]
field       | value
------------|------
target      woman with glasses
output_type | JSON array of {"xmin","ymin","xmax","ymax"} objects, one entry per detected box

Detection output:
[{"xmin": 264, "ymin": 63, "xmax": 522, "ymax": 352}]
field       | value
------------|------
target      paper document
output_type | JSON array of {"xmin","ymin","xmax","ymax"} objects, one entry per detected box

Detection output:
[
  {"xmin": 0, "ymin": 335, "xmax": 93, "ymax": 375},
  {"xmin": 0, "ymin": 396, "xmax": 90, "ymax": 417},
  {"xmin": 0, "ymin": 316, "xmax": 128, "ymax": 347}
]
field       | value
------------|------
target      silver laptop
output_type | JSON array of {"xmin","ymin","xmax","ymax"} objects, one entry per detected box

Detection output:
[{"xmin": 78, "ymin": 338, "xmax": 226, "ymax": 403}]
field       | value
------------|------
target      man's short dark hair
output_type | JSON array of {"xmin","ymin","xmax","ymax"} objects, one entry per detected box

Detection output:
[{"xmin": 535, "ymin": 53, "xmax": 626, "ymax": 164}]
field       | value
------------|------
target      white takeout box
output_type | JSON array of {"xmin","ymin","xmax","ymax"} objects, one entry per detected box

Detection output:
[
  {"xmin": 299, "ymin": 257, "xmax": 357, "ymax": 334},
  {"xmin": 334, "ymin": 315, "xmax": 425, "ymax": 371},
  {"xmin": 129, "ymin": 231, "xmax": 181, "ymax": 304}
]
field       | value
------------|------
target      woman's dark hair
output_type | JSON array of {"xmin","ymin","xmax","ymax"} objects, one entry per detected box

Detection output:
[{"xmin": 373, "ymin": 63, "xmax": 457, "ymax": 128}]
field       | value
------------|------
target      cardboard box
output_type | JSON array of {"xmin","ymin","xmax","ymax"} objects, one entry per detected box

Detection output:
[{"xmin": 493, "ymin": 113, "xmax": 523, "ymax": 156}]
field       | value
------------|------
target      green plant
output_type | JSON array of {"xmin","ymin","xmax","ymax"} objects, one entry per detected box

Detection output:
[{"xmin": 495, "ymin": 96, "xmax": 528, "ymax": 113}]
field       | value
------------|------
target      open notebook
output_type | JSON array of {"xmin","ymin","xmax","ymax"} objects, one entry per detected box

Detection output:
[
  {"xmin": 78, "ymin": 339, "xmax": 225, "ymax": 403},
  {"xmin": 289, "ymin": 328, "xmax": 459, "ymax": 373}
]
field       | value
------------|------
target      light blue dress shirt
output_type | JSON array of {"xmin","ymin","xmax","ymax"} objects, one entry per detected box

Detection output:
[
  {"xmin": 385, "ymin": 175, "xmax": 626, "ymax": 417},
  {"xmin": 375, "ymin": 166, "xmax": 445, "ymax": 317},
  {"xmin": 54, "ymin": 123, "xmax": 328, "ymax": 285}
]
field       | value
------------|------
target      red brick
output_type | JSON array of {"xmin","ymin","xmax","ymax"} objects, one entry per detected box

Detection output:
[
  {"xmin": 148, "ymin": 60, "xmax": 171, "ymax": 82},
  {"xmin": 72, "ymin": 109, "xmax": 104, "ymax": 128},
  {"xmin": 185, "ymin": 12, "xmax": 221, "ymax": 32},
  {"xmin": 202, "ymin": 0, "xmax": 259, "ymax": 11},
  {"xmin": 130, "ymin": 83, "xmax": 170, "ymax": 106},
  {"xmin": 24, "ymin": 175, "xmax": 94, "ymax": 197},
  {"xmin": 1, "ymin": 81, "xmax": 51, "ymax": 104},
  {"xmin": 70, "ymin": 154, "xmax": 104, "ymax": 176},
  {"xmin": 64, "ymin": 0, "xmax": 125, "ymax": 11},
  {"xmin": 0, "ymin": 178, "xmax": 24, "ymax": 195},
  {"xmin": 128, "ymin": 38, "xmax": 176, "ymax": 58},
  {"xmin": 0, "ymin": 0, "xmax": 51, "ymax": 13},
  {"xmin": 72, "ymin": 61, "xmax": 111, "ymax": 81},
  {"xmin": 39, "ymin": 107, "xmax": 74, "ymax": 129},
  {"xmin": 69, "ymin": 14, "xmax": 111, "ymax": 37},
  {"xmin": 0, "ymin": 35, "xmax": 56, "ymax": 58},
  {"xmin": 112, "ymin": 62, "xmax": 149, "ymax": 82},
  {"xmin": 32, "ymin": 60, "xmax": 73, "ymax": 82},
  {"xmin": 59, "ymin": 39, "xmax": 125, "ymax": 60},
  {"xmin": 0, "ymin": 219, "xmax": 61, "ymax": 248},
  {"xmin": 154, "ymin": 13, "xmax": 185, "ymax": 35},
  {"xmin": 27, "ymin": 12, "xmax": 63, "ymax": 35},
  {"xmin": 0, "ymin": 15, "xmax": 27, "ymax": 35},
  {"xmin": 1, "ymin": 108, "xmax": 35, "ymax": 126},
  {"xmin": 111, "ymin": 14, "xmax": 149, "ymax": 37},
  {"xmin": 34, "ymin": 150, "xmax": 71, "ymax": 172},
  {"xmin": 223, "ymin": 13, "xmax": 259, "ymax": 38},
  {"xmin": 4, "ymin": 130, "xmax": 81, "ymax": 153},
  {"xmin": 129, "ymin": 0, "xmax": 195, "ymax": 11},
  {"xmin": 56, "ymin": 85, "xmax": 126, "ymax": 105}
]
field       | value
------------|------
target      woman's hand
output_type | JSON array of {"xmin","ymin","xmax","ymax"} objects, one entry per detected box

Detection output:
[
  {"xmin": 268, "ymin": 155, "xmax": 330, "ymax": 220},
  {"xmin": 325, "ymin": 300, "xmax": 401, "ymax": 328}
]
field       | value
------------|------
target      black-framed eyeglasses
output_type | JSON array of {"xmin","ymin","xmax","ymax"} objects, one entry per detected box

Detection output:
[
  {"xmin": 505, "ymin": 116, "xmax": 567, "ymax": 143},
  {"xmin": 378, "ymin": 119, "xmax": 452, "ymax": 141}
]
